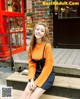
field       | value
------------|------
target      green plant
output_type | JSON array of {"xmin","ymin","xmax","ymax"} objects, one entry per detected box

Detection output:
[
  {"xmin": 26, "ymin": 12, "xmax": 33, "ymax": 16},
  {"xmin": 44, "ymin": 0, "xmax": 53, "ymax": 18}
]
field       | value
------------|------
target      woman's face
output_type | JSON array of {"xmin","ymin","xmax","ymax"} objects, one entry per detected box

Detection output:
[{"xmin": 35, "ymin": 25, "xmax": 45, "ymax": 39}]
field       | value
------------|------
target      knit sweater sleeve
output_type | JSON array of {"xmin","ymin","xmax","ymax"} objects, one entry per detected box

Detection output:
[
  {"xmin": 34, "ymin": 43, "xmax": 54, "ymax": 87},
  {"xmin": 28, "ymin": 46, "xmax": 36, "ymax": 80}
]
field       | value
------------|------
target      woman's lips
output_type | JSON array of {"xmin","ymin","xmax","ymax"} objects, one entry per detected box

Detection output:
[{"xmin": 36, "ymin": 33, "xmax": 41, "ymax": 36}]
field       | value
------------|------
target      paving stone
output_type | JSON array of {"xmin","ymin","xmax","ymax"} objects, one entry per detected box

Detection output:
[{"xmin": 0, "ymin": 66, "xmax": 13, "ymax": 86}]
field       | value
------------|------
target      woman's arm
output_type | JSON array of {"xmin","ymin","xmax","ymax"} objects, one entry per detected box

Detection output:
[{"xmin": 28, "ymin": 46, "xmax": 36, "ymax": 80}]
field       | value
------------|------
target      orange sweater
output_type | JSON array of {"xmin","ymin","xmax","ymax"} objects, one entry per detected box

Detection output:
[{"xmin": 28, "ymin": 42, "xmax": 54, "ymax": 87}]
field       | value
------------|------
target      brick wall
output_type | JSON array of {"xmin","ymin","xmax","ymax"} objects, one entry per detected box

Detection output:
[{"xmin": 32, "ymin": 0, "xmax": 54, "ymax": 45}]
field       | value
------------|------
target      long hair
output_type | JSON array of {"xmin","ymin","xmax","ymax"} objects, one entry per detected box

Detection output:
[{"xmin": 28, "ymin": 20, "xmax": 51, "ymax": 54}]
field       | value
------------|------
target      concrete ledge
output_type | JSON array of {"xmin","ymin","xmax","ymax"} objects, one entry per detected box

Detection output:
[
  {"xmin": 1, "ymin": 59, "xmax": 80, "ymax": 76},
  {"xmin": 0, "ymin": 62, "xmax": 10, "ymax": 67},
  {"xmin": 54, "ymin": 65, "xmax": 80, "ymax": 76},
  {"xmin": 13, "ymin": 60, "xmax": 80, "ymax": 76},
  {"xmin": 14, "ymin": 60, "xmax": 28, "ymax": 71},
  {"xmin": 6, "ymin": 72, "xmax": 80, "ymax": 90},
  {"xmin": 14, "ymin": 60, "xmax": 28, "ymax": 64}
]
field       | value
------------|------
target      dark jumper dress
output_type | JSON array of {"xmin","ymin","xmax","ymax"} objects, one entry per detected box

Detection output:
[{"xmin": 32, "ymin": 43, "xmax": 55, "ymax": 90}]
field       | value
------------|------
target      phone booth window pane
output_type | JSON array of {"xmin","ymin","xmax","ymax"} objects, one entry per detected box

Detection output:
[
  {"xmin": 8, "ymin": 0, "xmax": 12, "ymax": 12},
  {"xmin": 16, "ymin": 33, "xmax": 24, "ymax": 46},
  {"xmin": 15, "ymin": 17, "xmax": 23, "ymax": 31},
  {"xmin": 13, "ymin": 0, "xmax": 18, "ymax": 12},
  {"xmin": 12, "ymin": 0, "xmax": 22, "ymax": 12},
  {"xmin": 16, "ymin": 33, "xmax": 19, "ymax": 46},
  {"xmin": 19, "ymin": 0, "xmax": 22, "ymax": 12},
  {"xmin": 15, "ymin": 17, "xmax": 20, "ymax": 31},
  {"xmin": 20, "ymin": 17, "xmax": 23, "ymax": 31},
  {"xmin": 12, "ymin": 33, "xmax": 16, "ymax": 46},
  {"xmin": 4, "ymin": 0, "xmax": 22, "ymax": 12},
  {"xmin": 10, "ymin": 18, "xmax": 14, "ymax": 32}
]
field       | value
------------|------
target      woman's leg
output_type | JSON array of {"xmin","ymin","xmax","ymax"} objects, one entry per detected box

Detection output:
[
  {"xmin": 29, "ymin": 87, "xmax": 46, "ymax": 99},
  {"xmin": 19, "ymin": 82, "xmax": 33, "ymax": 99}
]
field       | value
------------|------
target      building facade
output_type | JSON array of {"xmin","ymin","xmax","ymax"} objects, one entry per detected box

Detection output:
[{"xmin": 27, "ymin": 0, "xmax": 80, "ymax": 48}]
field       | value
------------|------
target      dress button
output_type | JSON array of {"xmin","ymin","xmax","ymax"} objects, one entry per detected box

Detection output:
[{"xmin": 40, "ymin": 66, "xmax": 41, "ymax": 69}]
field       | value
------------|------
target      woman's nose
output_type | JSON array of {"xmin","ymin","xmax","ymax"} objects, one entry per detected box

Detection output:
[{"xmin": 37, "ymin": 30, "xmax": 41, "ymax": 33}]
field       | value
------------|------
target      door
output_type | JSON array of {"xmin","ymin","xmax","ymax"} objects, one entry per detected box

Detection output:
[{"xmin": 53, "ymin": 4, "xmax": 80, "ymax": 48}]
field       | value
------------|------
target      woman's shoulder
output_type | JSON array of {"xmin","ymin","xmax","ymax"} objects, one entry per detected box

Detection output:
[{"xmin": 45, "ymin": 42, "xmax": 52, "ymax": 48}]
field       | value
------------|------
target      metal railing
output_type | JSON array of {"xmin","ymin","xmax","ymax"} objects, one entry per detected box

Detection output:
[{"xmin": 0, "ymin": 23, "xmax": 14, "ymax": 71}]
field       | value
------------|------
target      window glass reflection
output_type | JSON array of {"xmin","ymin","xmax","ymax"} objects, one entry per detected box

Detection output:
[
  {"xmin": 11, "ymin": 33, "xmax": 24, "ymax": 47},
  {"xmin": 10, "ymin": 18, "xmax": 14, "ymax": 32},
  {"xmin": 4, "ymin": 0, "xmax": 22, "ymax": 12},
  {"xmin": 16, "ymin": 33, "xmax": 24, "ymax": 46},
  {"xmin": 15, "ymin": 17, "xmax": 20, "ymax": 31},
  {"xmin": 12, "ymin": 33, "xmax": 16, "ymax": 46},
  {"xmin": 8, "ymin": 0, "xmax": 12, "ymax": 12},
  {"xmin": 12, "ymin": 0, "xmax": 18, "ymax": 12},
  {"xmin": 20, "ymin": 17, "xmax": 23, "ymax": 31},
  {"xmin": 58, "ymin": 5, "xmax": 79, "ymax": 18}
]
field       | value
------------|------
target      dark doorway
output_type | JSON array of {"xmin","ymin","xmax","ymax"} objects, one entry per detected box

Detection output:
[{"xmin": 53, "ymin": 4, "xmax": 80, "ymax": 49}]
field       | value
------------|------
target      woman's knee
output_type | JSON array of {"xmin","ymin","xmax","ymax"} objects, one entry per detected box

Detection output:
[
  {"xmin": 29, "ymin": 87, "xmax": 45, "ymax": 99},
  {"xmin": 25, "ymin": 88, "xmax": 32, "ymax": 96},
  {"xmin": 24, "ymin": 89, "xmax": 30, "ymax": 96},
  {"xmin": 24, "ymin": 83, "xmax": 33, "ymax": 96},
  {"xmin": 20, "ymin": 89, "xmax": 32, "ymax": 99},
  {"xmin": 29, "ymin": 93, "xmax": 41, "ymax": 99},
  {"xmin": 29, "ymin": 95, "xmax": 39, "ymax": 99}
]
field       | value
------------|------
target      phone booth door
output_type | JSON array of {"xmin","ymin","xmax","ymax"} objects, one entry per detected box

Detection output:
[{"xmin": 0, "ymin": 0, "xmax": 26, "ymax": 60}]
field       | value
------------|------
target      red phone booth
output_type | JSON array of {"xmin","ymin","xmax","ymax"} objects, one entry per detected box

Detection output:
[{"xmin": 0, "ymin": 0, "xmax": 26, "ymax": 60}]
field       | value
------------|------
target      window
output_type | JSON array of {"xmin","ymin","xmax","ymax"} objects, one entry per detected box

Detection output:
[
  {"xmin": 54, "ymin": 0, "xmax": 80, "ymax": 18},
  {"xmin": 58, "ymin": 5, "xmax": 80, "ymax": 18},
  {"xmin": 4, "ymin": 0, "xmax": 22, "ymax": 12}
]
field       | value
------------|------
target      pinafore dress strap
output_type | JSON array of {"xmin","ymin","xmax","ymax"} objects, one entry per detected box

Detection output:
[{"xmin": 42, "ymin": 43, "xmax": 47, "ymax": 58}]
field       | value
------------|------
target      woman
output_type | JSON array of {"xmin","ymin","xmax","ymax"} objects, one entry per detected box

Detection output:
[{"xmin": 20, "ymin": 20, "xmax": 55, "ymax": 99}]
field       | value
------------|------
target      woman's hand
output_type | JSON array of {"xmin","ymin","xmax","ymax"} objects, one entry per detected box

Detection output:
[{"xmin": 28, "ymin": 79, "xmax": 37, "ymax": 91}]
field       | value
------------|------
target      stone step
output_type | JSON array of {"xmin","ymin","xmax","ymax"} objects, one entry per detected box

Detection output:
[
  {"xmin": 0, "ymin": 89, "xmax": 71, "ymax": 99},
  {"xmin": 6, "ymin": 72, "xmax": 80, "ymax": 90},
  {"xmin": 0, "ymin": 61, "xmax": 10, "ymax": 67},
  {"xmin": 13, "ymin": 60, "xmax": 80, "ymax": 76},
  {"xmin": 6, "ymin": 72, "xmax": 80, "ymax": 98},
  {"xmin": 1, "ymin": 59, "xmax": 80, "ymax": 76}
]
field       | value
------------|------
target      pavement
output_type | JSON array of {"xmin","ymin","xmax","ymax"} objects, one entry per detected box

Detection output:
[{"xmin": 0, "ymin": 66, "xmax": 14, "ymax": 86}]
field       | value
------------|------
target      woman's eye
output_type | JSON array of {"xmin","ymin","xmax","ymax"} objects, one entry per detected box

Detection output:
[{"xmin": 36, "ymin": 29, "xmax": 39, "ymax": 30}]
